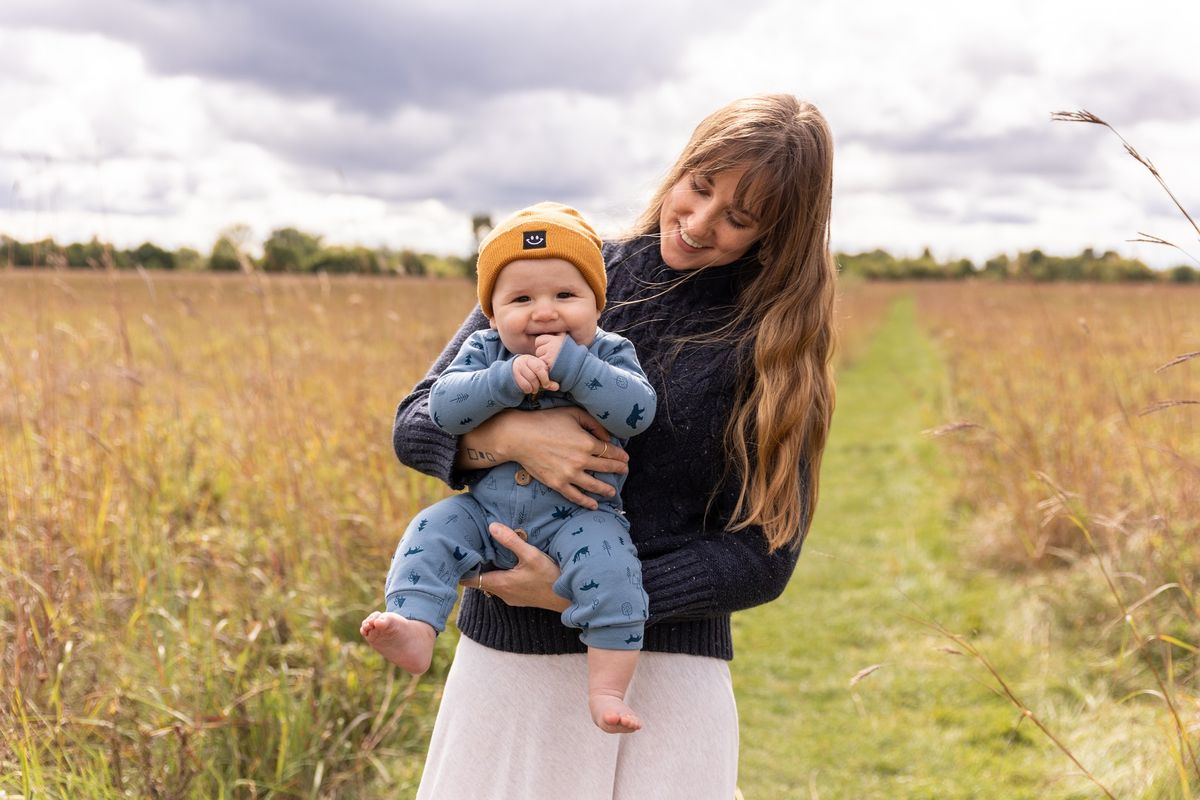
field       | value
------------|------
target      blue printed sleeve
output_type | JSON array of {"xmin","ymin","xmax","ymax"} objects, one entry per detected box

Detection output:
[
  {"xmin": 549, "ymin": 331, "xmax": 657, "ymax": 439},
  {"xmin": 428, "ymin": 331, "xmax": 526, "ymax": 435}
]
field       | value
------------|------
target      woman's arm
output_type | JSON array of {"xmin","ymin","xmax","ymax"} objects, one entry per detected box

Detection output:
[
  {"xmin": 392, "ymin": 305, "xmax": 490, "ymax": 488},
  {"xmin": 638, "ymin": 465, "xmax": 809, "ymax": 623},
  {"xmin": 638, "ymin": 524, "xmax": 801, "ymax": 624}
]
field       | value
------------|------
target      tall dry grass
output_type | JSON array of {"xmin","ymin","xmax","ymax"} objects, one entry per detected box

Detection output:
[
  {"xmin": 0, "ymin": 270, "xmax": 476, "ymax": 797},
  {"xmin": 920, "ymin": 282, "xmax": 1198, "ymax": 566},
  {"xmin": 916, "ymin": 280, "xmax": 1200, "ymax": 790}
]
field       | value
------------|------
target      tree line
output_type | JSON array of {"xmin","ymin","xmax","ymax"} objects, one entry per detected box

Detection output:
[
  {"xmin": 0, "ymin": 225, "xmax": 476, "ymax": 278},
  {"xmin": 3, "ymin": 227, "xmax": 1197, "ymax": 283},
  {"xmin": 838, "ymin": 247, "xmax": 1198, "ymax": 283}
]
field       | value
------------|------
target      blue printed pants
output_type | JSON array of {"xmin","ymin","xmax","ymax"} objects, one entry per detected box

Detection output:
[{"xmin": 384, "ymin": 467, "xmax": 648, "ymax": 650}]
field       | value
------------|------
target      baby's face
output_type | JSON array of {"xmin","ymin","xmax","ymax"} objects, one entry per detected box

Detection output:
[{"xmin": 488, "ymin": 258, "xmax": 599, "ymax": 355}]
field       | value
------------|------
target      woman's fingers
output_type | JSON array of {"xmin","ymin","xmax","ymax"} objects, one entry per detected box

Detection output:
[
  {"xmin": 573, "ymin": 409, "xmax": 615, "ymax": 445},
  {"xmin": 542, "ymin": 432, "xmax": 624, "ymax": 508},
  {"xmin": 590, "ymin": 445, "xmax": 629, "ymax": 474},
  {"xmin": 555, "ymin": 481, "xmax": 599, "ymax": 510},
  {"xmin": 488, "ymin": 521, "xmax": 538, "ymax": 559},
  {"xmin": 478, "ymin": 522, "xmax": 570, "ymax": 612},
  {"xmin": 575, "ymin": 468, "xmax": 620, "ymax": 498}
]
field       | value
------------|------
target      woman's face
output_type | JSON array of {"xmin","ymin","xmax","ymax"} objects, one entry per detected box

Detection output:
[{"xmin": 658, "ymin": 166, "xmax": 763, "ymax": 271}]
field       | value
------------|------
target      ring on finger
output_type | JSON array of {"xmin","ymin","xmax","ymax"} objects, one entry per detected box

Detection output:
[
  {"xmin": 596, "ymin": 442, "xmax": 609, "ymax": 459},
  {"xmin": 477, "ymin": 572, "xmax": 492, "ymax": 599}
]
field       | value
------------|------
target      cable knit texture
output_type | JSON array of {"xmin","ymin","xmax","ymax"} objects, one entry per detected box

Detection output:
[{"xmin": 392, "ymin": 235, "xmax": 806, "ymax": 660}]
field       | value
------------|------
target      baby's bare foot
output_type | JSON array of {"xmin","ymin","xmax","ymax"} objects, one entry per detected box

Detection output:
[
  {"xmin": 589, "ymin": 692, "xmax": 642, "ymax": 734},
  {"xmin": 360, "ymin": 611, "xmax": 436, "ymax": 674}
]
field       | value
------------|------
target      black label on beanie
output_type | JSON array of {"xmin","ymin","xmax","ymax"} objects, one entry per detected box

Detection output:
[{"xmin": 523, "ymin": 231, "xmax": 547, "ymax": 249}]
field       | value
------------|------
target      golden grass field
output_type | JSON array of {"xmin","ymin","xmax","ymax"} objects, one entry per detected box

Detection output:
[
  {"xmin": 916, "ymin": 282, "xmax": 1199, "ymax": 593},
  {"xmin": 915, "ymin": 281, "xmax": 1200, "ymax": 796},
  {"xmin": 2, "ymin": 269, "xmax": 1197, "ymax": 797},
  {"xmin": 1, "ymin": 271, "xmax": 484, "ymax": 796}
]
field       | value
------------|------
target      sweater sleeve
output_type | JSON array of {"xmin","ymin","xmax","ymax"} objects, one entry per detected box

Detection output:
[
  {"xmin": 549, "ymin": 334, "xmax": 657, "ymax": 439},
  {"xmin": 392, "ymin": 305, "xmax": 491, "ymax": 489},
  {"xmin": 429, "ymin": 332, "xmax": 526, "ymax": 435},
  {"xmin": 640, "ymin": 466, "xmax": 809, "ymax": 625}
]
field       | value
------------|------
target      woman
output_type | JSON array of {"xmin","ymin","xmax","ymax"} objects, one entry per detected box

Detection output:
[{"xmin": 393, "ymin": 94, "xmax": 837, "ymax": 798}]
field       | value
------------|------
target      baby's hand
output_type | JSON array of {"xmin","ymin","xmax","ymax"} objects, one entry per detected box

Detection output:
[
  {"xmin": 513, "ymin": 354, "xmax": 559, "ymax": 394},
  {"xmin": 535, "ymin": 333, "xmax": 566, "ymax": 372}
]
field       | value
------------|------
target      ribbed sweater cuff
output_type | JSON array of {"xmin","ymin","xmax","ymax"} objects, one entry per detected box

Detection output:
[
  {"xmin": 393, "ymin": 407, "xmax": 466, "ymax": 489},
  {"xmin": 457, "ymin": 590, "xmax": 583, "ymax": 654},
  {"xmin": 640, "ymin": 547, "xmax": 717, "ymax": 623}
]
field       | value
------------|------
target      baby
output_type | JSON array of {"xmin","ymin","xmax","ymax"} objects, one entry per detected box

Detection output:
[{"xmin": 362, "ymin": 202, "xmax": 656, "ymax": 733}]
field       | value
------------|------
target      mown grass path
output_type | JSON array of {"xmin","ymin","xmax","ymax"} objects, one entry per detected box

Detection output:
[{"xmin": 732, "ymin": 297, "xmax": 1096, "ymax": 799}]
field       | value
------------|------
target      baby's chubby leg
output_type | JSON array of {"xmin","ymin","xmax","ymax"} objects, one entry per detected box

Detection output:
[
  {"xmin": 546, "ymin": 511, "xmax": 648, "ymax": 733},
  {"xmin": 363, "ymin": 495, "xmax": 489, "ymax": 674},
  {"xmin": 360, "ymin": 612, "xmax": 437, "ymax": 674},
  {"xmin": 588, "ymin": 648, "xmax": 641, "ymax": 734}
]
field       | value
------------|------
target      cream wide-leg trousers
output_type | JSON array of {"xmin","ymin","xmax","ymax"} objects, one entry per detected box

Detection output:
[{"xmin": 415, "ymin": 636, "xmax": 739, "ymax": 799}]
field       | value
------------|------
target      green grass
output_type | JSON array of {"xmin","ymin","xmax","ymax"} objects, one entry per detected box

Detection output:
[{"xmin": 732, "ymin": 296, "xmax": 1119, "ymax": 799}]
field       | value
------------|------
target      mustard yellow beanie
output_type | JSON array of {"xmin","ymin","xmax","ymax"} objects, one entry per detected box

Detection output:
[{"xmin": 476, "ymin": 202, "xmax": 606, "ymax": 316}]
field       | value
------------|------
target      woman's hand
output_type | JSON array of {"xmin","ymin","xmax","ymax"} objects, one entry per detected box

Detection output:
[
  {"xmin": 510, "ymin": 407, "xmax": 628, "ymax": 509},
  {"xmin": 462, "ymin": 407, "xmax": 629, "ymax": 509},
  {"xmin": 460, "ymin": 522, "xmax": 571, "ymax": 612}
]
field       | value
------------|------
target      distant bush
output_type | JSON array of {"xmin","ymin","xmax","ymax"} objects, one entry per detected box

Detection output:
[
  {"xmin": 1169, "ymin": 264, "xmax": 1198, "ymax": 283},
  {"xmin": 310, "ymin": 245, "xmax": 382, "ymax": 274}
]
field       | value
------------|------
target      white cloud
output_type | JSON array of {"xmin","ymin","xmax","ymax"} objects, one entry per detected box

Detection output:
[{"xmin": 1, "ymin": 0, "xmax": 1198, "ymax": 267}]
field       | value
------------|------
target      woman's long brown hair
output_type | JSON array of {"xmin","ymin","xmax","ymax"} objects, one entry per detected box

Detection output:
[{"xmin": 630, "ymin": 94, "xmax": 837, "ymax": 552}]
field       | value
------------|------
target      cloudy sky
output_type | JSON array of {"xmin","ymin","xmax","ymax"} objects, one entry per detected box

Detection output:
[{"xmin": 2, "ymin": 0, "xmax": 1198, "ymax": 267}]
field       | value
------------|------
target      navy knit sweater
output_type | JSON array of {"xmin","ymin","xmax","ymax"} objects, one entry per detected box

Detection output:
[{"xmin": 392, "ymin": 235, "xmax": 805, "ymax": 660}]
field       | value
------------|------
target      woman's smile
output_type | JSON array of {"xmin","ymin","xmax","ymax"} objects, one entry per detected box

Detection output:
[{"xmin": 679, "ymin": 229, "xmax": 706, "ymax": 250}]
